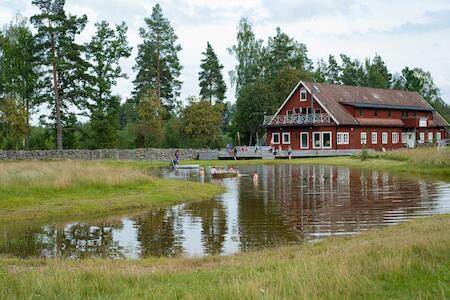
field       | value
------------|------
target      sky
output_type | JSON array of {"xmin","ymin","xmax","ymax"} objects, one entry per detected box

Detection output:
[{"xmin": 2, "ymin": 0, "xmax": 450, "ymax": 106}]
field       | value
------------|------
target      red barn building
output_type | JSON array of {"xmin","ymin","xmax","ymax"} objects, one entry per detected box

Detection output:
[{"xmin": 264, "ymin": 81, "xmax": 449, "ymax": 151}]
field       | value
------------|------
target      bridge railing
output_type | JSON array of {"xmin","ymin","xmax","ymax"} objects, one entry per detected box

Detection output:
[{"xmin": 263, "ymin": 113, "xmax": 331, "ymax": 126}]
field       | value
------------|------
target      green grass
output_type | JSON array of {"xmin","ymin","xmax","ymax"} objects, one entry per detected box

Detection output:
[
  {"xmin": 0, "ymin": 161, "xmax": 225, "ymax": 222},
  {"xmin": 1, "ymin": 214, "xmax": 448, "ymax": 299}
]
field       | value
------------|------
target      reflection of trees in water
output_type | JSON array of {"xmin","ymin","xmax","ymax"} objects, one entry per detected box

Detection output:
[
  {"xmin": 184, "ymin": 199, "xmax": 227, "ymax": 255},
  {"xmin": 133, "ymin": 207, "xmax": 184, "ymax": 257},
  {"xmin": 0, "ymin": 219, "xmax": 124, "ymax": 258}
]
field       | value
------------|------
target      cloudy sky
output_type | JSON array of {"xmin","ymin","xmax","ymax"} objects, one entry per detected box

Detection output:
[{"xmin": 2, "ymin": 0, "xmax": 450, "ymax": 105}]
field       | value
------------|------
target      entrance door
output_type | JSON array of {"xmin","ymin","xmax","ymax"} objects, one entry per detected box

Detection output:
[{"xmin": 406, "ymin": 132, "xmax": 415, "ymax": 148}]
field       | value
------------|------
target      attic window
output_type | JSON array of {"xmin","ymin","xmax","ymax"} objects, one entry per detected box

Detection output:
[{"xmin": 300, "ymin": 88, "xmax": 307, "ymax": 102}]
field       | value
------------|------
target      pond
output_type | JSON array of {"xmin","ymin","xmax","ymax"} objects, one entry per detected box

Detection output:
[{"xmin": 1, "ymin": 164, "xmax": 449, "ymax": 259}]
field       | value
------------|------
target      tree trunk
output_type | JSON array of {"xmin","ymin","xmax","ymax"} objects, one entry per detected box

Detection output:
[
  {"xmin": 156, "ymin": 34, "xmax": 161, "ymax": 103},
  {"xmin": 248, "ymin": 131, "xmax": 253, "ymax": 146},
  {"xmin": 50, "ymin": 30, "xmax": 63, "ymax": 150},
  {"xmin": 25, "ymin": 99, "xmax": 30, "ymax": 150}
]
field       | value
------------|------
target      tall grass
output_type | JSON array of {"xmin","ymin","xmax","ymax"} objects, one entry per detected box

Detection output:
[
  {"xmin": 0, "ymin": 161, "xmax": 149, "ymax": 189},
  {"xmin": 1, "ymin": 214, "xmax": 448, "ymax": 299},
  {"xmin": 381, "ymin": 147, "xmax": 450, "ymax": 168},
  {"xmin": 0, "ymin": 161, "xmax": 224, "ymax": 222}
]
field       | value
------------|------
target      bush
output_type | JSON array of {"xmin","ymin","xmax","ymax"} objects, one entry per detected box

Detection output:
[{"xmin": 360, "ymin": 149, "xmax": 369, "ymax": 161}]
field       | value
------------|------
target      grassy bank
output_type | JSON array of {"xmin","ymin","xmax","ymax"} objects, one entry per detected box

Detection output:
[
  {"xmin": 0, "ymin": 214, "xmax": 448, "ymax": 299},
  {"xmin": 0, "ymin": 161, "xmax": 224, "ymax": 222}
]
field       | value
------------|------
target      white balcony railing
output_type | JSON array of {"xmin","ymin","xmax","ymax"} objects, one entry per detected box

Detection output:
[{"xmin": 263, "ymin": 113, "xmax": 331, "ymax": 126}]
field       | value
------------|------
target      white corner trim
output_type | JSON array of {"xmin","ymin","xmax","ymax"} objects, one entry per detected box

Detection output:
[
  {"xmin": 269, "ymin": 81, "xmax": 302, "ymax": 124},
  {"xmin": 300, "ymin": 81, "xmax": 340, "ymax": 125}
]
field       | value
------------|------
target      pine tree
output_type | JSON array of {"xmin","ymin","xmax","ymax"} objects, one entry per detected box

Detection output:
[
  {"xmin": 84, "ymin": 21, "xmax": 132, "ymax": 148},
  {"xmin": 133, "ymin": 4, "xmax": 182, "ymax": 114},
  {"xmin": 31, "ymin": 0, "xmax": 88, "ymax": 150},
  {"xmin": 366, "ymin": 54, "xmax": 392, "ymax": 89},
  {"xmin": 0, "ymin": 15, "xmax": 40, "ymax": 149},
  {"xmin": 325, "ymin": 55, "xmax": 341, "ymax": 84},
  {"xmin": 198, "ymin": 42, "xmax": 226, "ymax": 104},
  {"xmin": 264, "ymin": 27, "xmax": 312, "ymax": 80}
]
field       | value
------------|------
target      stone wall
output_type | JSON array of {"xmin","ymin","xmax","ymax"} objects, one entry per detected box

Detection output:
[{"xmin": 0, "ymin": 148, "xmax": 205, "ymax": 161}]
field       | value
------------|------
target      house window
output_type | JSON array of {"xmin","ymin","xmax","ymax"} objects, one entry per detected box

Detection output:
[
  {"xmin": 337, "ymin": 132, "xmax": 349, "ymax": 145},
  {"xmin": 322, "ymin": 132, "xmax": 332, "ymax": 149},
  {"xmin": 272, "ymin": 133, "xmax": 280, "ymax": 144},
  {"xmin": 428, "ymin": 132, "xmax": 433, "ymax": 142},
  {"xmin": 436, "ymin": 132, "xmax": 442, "ymax": 141},
  {"xmin": 315, "ymin": 108, "xmax": 321, "ymax": 114},
  {"xmin": 371, "ymin": 132, "xmax": 377, "ymax": 144},
  {"xmin": 419, "ymin": 132, "xmax": 425, "ymax": 143},
  {"xmin": 359, "ymin": 109, "xmax": 363, "ymax": 117},
  {"xmin": 392, "ymin": 132, "xmax": 399, "ymax": 144},
  {"xmin": 286, "ymin": 110, "xmax": 293, "ymax": 117},
  {"xmin": 282, "ymin": 132, "xmax": 291, "ymax": 144},
  {"xmin": 402, "ymin": 111, "xmax": 409, "ymax": 118},
  {"xmin": 374, "ymin": 110, "xmax": 378, "ymax": 117},
  {"xmin": 382, "ymin": 132, "xmax": 388, "ymax": 144},
  {"xmin": 413, "ymin": 112, "xmax": 417, "ymax": 117},
  {"xmin": 401, "ymin": 132, "xmax": 407, "ymax": 144},
  {"xmin": 388, "ymin": 110, "xmax": 392, "ymax": 118},
  {"xmin": 307, "ymin": 107, "xmax": 312, "ymax": 115},
  {"xmin": 313, "ymin": 132, "xmax": 321, "ymax": 149},
  {"xmin": 294, "ymin": 108, "xmax": 301, "ymax": 114},
  {"xmin": 360, "ymin": 132, "xmax": 367, "ymax": 145},
  {"xmin": 300, "ymin": 88, "xmax": 307, "ymax": 102},
  {"xmin": 300, "ymin": 132, "xmax": 309, "ymax": 149}
]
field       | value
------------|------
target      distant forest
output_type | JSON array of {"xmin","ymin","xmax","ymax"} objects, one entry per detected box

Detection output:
[{"xmin": 1, "ymin": 0, "xmax": 449, "ymax": 150}]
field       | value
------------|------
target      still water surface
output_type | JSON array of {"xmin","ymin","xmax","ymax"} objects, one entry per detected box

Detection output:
[{"xmin": 1, "ymin": 164, "xmax": 449, "ymax": 259}]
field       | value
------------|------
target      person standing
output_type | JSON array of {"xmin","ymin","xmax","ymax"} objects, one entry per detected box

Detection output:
[
  {"xmin": 199, "ymin": 167, "xmax": 205, "ymax": 183},
  {"xmin": 174, "ymin": 149, "xmax": 180, "ymax": 165},
  {"xmin": 252, "ymin": 171, "xmax": 259, "ymax": 186},
  {"xmin": 233, "ymin": 147, "xmax": 238, "ymax": 160}
]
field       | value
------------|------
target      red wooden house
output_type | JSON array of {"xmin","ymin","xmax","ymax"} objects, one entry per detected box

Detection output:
[{"xmin": 264, "ymin": 81, "xmax": 449, "ymax": 151}]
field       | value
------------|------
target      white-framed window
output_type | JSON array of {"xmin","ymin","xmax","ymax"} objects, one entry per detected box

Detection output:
[
  {"xmin": 428, "ymin": 132, "xmax": 433, "ymax": 142},
  {"xmin": 322, "ymin": 132, "xmax": 332, "ymax": 149},
  {"xmin": 300, "ymin": 88, "xmax": 307, "ymax": 102},
  {"xmin": 371, "ymin": 132, "xmax": 377, "ymax": 144},
  {"xmin": 360, "ymin": 132, "xmax": 367, "ymax": 145},
  {"xmin": 300, "ymin": 132, "xmax": 309, "ymax": 149},
  {"xmin": 313, "ymin": 132, "xmax": 321, "ymax": 149},
  {"xmin": 401, "ymin": 132, "xmax": 407, "ymax": 144},
  {"xmin": 436, "ymin": 132, "xmax": 442, "ymax": 141},
  {"xmin": 392, "ymin": 132, "xmax": 399, "ymax": 144},
  {"xmin": 272, "ymin": 132, "xmax": 280, "ymax": 144},
  {"xmin": 382, "ymin": 132, "xmax": 388, "ymax": 144},
  {"xmin": 419, "ymin": 132, "xmax": 425, "ymax": 142},
  {"xmin": 282, "ymin": 132, "xmax": 291, "ymax": 144},
  {"xmin": 337, "ymin": 132, "xmax": 349, "ymax": 145}
]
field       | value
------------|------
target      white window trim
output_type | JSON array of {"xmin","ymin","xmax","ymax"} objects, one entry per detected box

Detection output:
[
  {"xmin": 322, "ymin": 131, "xmax": 332, "ymax": 149},
  {"xmin": 272, "ymin": 132, "xmax": 280, "ymax": 144},
  {"xmin": 313, "ymin": 132, "xmax": 321, "ymax": 149},
  {"xmin": 436, "ymin": 132, "xmax": 442, "ymax": 141},
  {"xmin": 382, "ymin": 132, "xmax": 388, "ymax": 144},
  {"xmin": 337, "ymin": 132, "xmax": 349, "ymax": 145},
  {"xmin": 300, "ymin": 132, "xmax": 309, "ymax": 149},
  {"xmin": 428, "ymin": 132, "xmax": 433, "ymax": 142},
  {"xmin": 360, "ymin": 132, "xmax": 367, "ymax": 145},
  {"xmin": 419, "ymin": 132, "xmax": 425, "ymax": 142},
  {"xmin": 401, "ymin": 132, "xmax": 407, "ymax": 144},
  {"xmin": 392, "ymin": 132, "xmax": 399, "ymax": 144},
  {"xmin": 282, "ymin": 132, "xmax": 291, "ymax": 144},
  {"xmin": 300, "ymin": 88, "xmax": 307, "ymax": 102},
  {"xmin": 371, "ymin": 132, "xmax": 378, "ymax": 144}
]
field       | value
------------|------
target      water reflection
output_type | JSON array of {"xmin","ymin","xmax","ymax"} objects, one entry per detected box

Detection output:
[{"xmin": 1, "ymin": 165, "xmax": 449, "ymax": 259}]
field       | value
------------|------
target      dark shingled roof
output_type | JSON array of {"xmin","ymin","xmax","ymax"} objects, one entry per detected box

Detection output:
[{"xmin": 302, "ymin": 82, "xmax": 449, "ymax": 127}]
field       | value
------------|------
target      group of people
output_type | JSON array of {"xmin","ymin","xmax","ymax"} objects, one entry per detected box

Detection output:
[
  {"xmin": 210, "ymin": 166, "xmax": 240, "ymax": 176},
  {"xmin": 269, "ymin": 145, "xmax": 293, "ymax": 159}
]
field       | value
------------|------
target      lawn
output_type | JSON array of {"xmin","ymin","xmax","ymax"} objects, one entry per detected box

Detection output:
[
  {"xmin": 0, "ymin": 160, "xmax": 224, "ymax": 222},
  {"xmin": 0, "ymin": 214, "xmax": 448, "ymax": 299}
]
